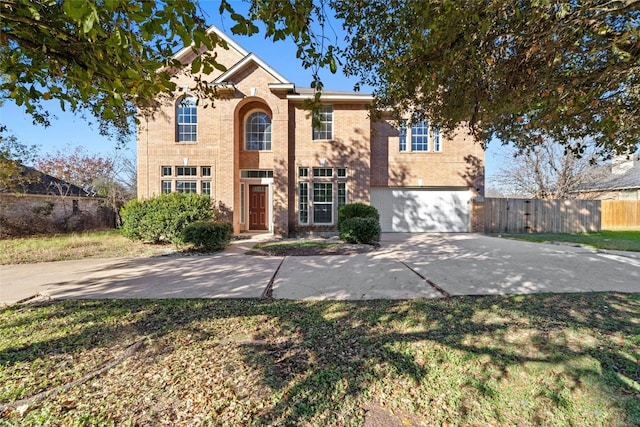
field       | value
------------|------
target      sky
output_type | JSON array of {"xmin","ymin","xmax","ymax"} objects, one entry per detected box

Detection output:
[{"xmin": 0, "ymin": 2, "xmax": 504, "ymax": 179}]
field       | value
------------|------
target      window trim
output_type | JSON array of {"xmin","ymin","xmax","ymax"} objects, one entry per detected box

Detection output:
[
  {"xmin": 312, "ymin": 181, "xmax": 334, "ymax": 225},
  {"xmin": 337, "ymin": 182, "xmax": 347, "ymax": 209},
  {"xmin": 176, "ymin": 96, "xmax": 197, "ymax": 142},
  {"xmin": 433, "ymin": 128, "xmax": 442, "ymax": 152},
  {"xmin": 201, "ymin": 181, "xmax": 211, "ymax": 196},
  {"xmin": 176, "ymin": 180, "xmax": 197, "ymax": 193},
  {"xmin": 313, "ymin": 167, "xmax": 333, "ymax": 178},
  {"xmin": 244, "ymin": 110, "xmax": 272, "ymax": 151},
  {"xmin": 298, "ymin": 182, "xmax": 309, "ymax": 225},
  {"xmin": 176, "ymin": 166, "xmax": 197, "ymax": 177},
  {"xmin": 312, "ymin": 105, "xmax": 334, "ymax": 140},
  {"xmin": 411, "ymin": 120, "xmax": 429, "ymax": 152},
  {"xmin": 398, "ymin": 120, "xmax": 408, "ymax": 152}
]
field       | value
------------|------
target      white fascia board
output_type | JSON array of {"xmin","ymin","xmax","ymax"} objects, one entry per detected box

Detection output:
[
  {"xmin": 286, "ymin": 94, "xmax": 374, "ymax": 102},
  {"xmin": 268, "ymin": 83, "xmax": 295, "ymax": 92}
]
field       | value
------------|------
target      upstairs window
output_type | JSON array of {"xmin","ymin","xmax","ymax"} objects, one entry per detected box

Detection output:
[
  {"xmin": 245, "ymin": 111, "xmax": 272, "ymax": 150},
  {"xmin": 433, "ymin": 128, "xmax": 442, "ymax": 152},
  {"xmin": 312, "ymin": 105, "xmax": 333, "ymax": 140},
  {"xmin": 398, "ymin": 121, "xmax": 407, "ymax": 152},
  {"xmin": 176, "ymin": 96, "xmax": 197, "ymax": 142},
  {"xmin": 411, "ymin": 120, "xmax": 429, "ymax": 151}
]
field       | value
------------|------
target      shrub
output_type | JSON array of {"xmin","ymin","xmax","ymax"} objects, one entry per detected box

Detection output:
[
  {"xmin": 338, "ymin": 202, "xmax": 379, "ymax": 231},
  {"xmin": 120, "ymin": 193, "xmax": 214, "ymax": 244},
  {"xmin": 339, "ymin": 217, "xmax": 381, "ymax": 244},
  {"xmin": 182, "ymin": 221, "xmax": 233, "ymax": 251}
]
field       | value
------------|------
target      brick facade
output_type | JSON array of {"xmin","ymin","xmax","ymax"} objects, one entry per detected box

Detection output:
[{"xmin": 137, "ymin": 26, "xmax": 485, "ymax": 236}]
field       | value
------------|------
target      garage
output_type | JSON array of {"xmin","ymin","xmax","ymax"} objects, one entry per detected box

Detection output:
[{"xmin": 370, "ymin": 188, "xmax": 471, "ymax": 232}]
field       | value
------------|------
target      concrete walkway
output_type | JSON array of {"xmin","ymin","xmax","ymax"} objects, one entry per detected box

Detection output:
[{"xmin": 1, "ymin": 234, "xmax": 638, "ymax": 305}]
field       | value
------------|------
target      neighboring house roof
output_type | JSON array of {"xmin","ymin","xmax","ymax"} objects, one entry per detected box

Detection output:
[
  {"xmin": 1, "ymin": 166, "xmax": 99, "ymax": 197},
  {"xmin": 576, "ymin": 158, "xmax": 640, "ymax": 192}
]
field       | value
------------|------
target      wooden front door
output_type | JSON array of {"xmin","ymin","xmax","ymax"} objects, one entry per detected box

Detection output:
[{"xmin": 249, "ymin": 185, "xmax": 268, "ymax": 230}]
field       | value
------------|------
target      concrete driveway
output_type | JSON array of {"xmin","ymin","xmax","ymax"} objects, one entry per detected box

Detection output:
[{"xmin": 1, "ymin": 234, "xmax": 638, "ymax": 304}]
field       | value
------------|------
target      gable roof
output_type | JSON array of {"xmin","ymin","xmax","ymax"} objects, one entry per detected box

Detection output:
[
  {"xmin": 212, "ymin": 52, "xmax": 291, "ymax": 85},
  {"xmin": 172, "ymin": 24, "xmax": 249, "ymax": 64},
  {"xmin": 172, "ymin": 24, "xmax": 371, "ymax": 101}
]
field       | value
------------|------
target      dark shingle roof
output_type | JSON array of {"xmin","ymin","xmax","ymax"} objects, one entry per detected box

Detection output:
[
  {"xmin": 1, "ymin": 166, "xmax": 99, "ymax": 197},
  {"xmin": 577, "ymin": 162, "xmax": 640, "ymax": 192}
]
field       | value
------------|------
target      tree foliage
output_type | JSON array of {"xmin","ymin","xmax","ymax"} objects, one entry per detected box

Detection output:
[
  {"xmin": 3, "ymin": 0, "xmax": 639, "ymax": 155},
  {"xmin": 332, "ymin": 0, "xmax": 640, "ymax": 155},
  {"xmin": 1, "ymin": 0, "xmax": 227, "ymax": 142},
  {"xmin": 0, "ymin": 129, "xmax": 39, "ymax": 191}
]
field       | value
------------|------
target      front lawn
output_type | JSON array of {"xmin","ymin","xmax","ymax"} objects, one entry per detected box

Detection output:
[
  {"xmin": 502, "ymin": 230, "xmax": 640, "ymax": 252},
  {"xmin": 0, "ymin": 230, "xmax": 170, "ymax": 265},
  {"xmin": 1, "ymin": 294, "xmax": 638, "ymax": 426}
]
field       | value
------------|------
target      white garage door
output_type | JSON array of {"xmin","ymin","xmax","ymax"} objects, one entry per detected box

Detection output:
[{"xmin": 370, "ymin": 188, "xmax": 471, "ymax": 232}]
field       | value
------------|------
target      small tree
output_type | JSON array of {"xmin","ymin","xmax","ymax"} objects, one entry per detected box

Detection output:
[
  {"xmin": 491, "ymin": 140, "xmax": 609, "ymax": 199},
  {"xmin": 36, "ymin": 146, "xmax": 136, "ymax": 225}
]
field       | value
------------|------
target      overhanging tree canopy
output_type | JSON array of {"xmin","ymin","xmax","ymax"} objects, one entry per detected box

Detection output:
[{"xmin": 2, "ymin": 0, "xmax": 639, "ymax": 155}]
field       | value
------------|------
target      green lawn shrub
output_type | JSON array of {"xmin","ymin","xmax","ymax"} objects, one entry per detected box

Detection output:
[
  {"xmin": 120, "ymin": 193, "xmax": 214, "ymax": 244},
  {"xmin": 337, "ymin": 202, "xmax": 380, "ymax": 230},
  {"xmin": 182, "ymin": 221, "xmax": 233, "ymax": 251},
  {"xmin": 338, "ymin": 203, "xmax": 381, "ymax": 244},
  {"xmin": 339, "ymin": 217, "xmax": 381, "ymax": 244}
]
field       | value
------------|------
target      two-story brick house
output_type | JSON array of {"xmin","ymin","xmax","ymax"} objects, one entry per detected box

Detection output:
[{"xmin": 137, "ymin": 25, "xmax": 485, "ymax": 236}]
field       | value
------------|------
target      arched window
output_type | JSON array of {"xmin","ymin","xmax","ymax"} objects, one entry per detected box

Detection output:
[
  {"xmin": 245, "ymin": 111, "xmax": 271, "ymax": 150},
  {"xmin": 176, "ymin": 96, "xmax": 197, "ymax": 142}
]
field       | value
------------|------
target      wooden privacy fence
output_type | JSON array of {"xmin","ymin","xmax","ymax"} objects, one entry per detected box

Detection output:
[
  {"xmin": 602, "ymin": 200, "xmax": 640, "ymax": 229},
  {"xmin": 483, "ymin": 198, "xmax": 601, "ymax": 234}
]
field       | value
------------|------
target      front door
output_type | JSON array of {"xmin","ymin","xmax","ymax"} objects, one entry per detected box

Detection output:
[{"xmin": 249, "ymin": 185, "xmax": 268, "ymax": 230}]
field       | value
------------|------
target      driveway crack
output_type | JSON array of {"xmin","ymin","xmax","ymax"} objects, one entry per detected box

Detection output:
[
  {"xmin": 261, "ymin": 256, "xmax": 286, "ymax": 300},
  {"xmin": 397, "ymin": 259, "xmax": 450, "ymax": 298}
]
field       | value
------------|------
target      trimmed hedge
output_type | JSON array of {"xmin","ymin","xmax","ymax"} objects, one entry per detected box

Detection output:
[
  {"xmin": 182, "ymin": 221, "xmax": 233, "ymax": 251},
  {"xmin": 337, "ymin": 202, "xmax": 379, "ymax": 230},
  {"xmin": 339, "ymin": 217, "xmax": 381, "ymax": 244},
  {"xmin": 120, "ymin": 193, "xmax": 214, "ymax": 244}
]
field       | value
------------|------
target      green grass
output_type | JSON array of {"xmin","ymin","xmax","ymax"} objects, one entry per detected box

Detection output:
[
  {"xmin": 0, "ymin": 230, "xmax": 170, "ymax": 265},
  {"xmin": 1, "ymin": 295, "xmax": 638, "ymax": 426},
  {"xmin": 503, "ymin": 230, "xmax": 640, "ymax": 252}
]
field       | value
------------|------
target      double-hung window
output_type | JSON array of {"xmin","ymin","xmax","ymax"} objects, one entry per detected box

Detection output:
[
  {"xmin": 312, "ymin": 106, "xmax": 333, "ymax": 140},
  {"xmin": 433, "ymin": 128, "xmax": 442, "ymax": 152},
  {"xmin": 399, "ymin": 117, "xmax": 443, "ymax": 152},
  {"xmin": 398, "ymin": 121, "xmax": 408, "ymax": 152},
  {"xmin": 298, "ymin": 182, "xmax": 309, "ymax": 224},
  {"xmin": 176, "ymin": 97, "xmax": 197, "ymax": 142},
  {"xmin": 411, "ymin": 120, "xmax": 429, "ymax": 151},
  {"xmin": 313, "ymin": 182, "xmax": 333, "ymax": 224}
]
